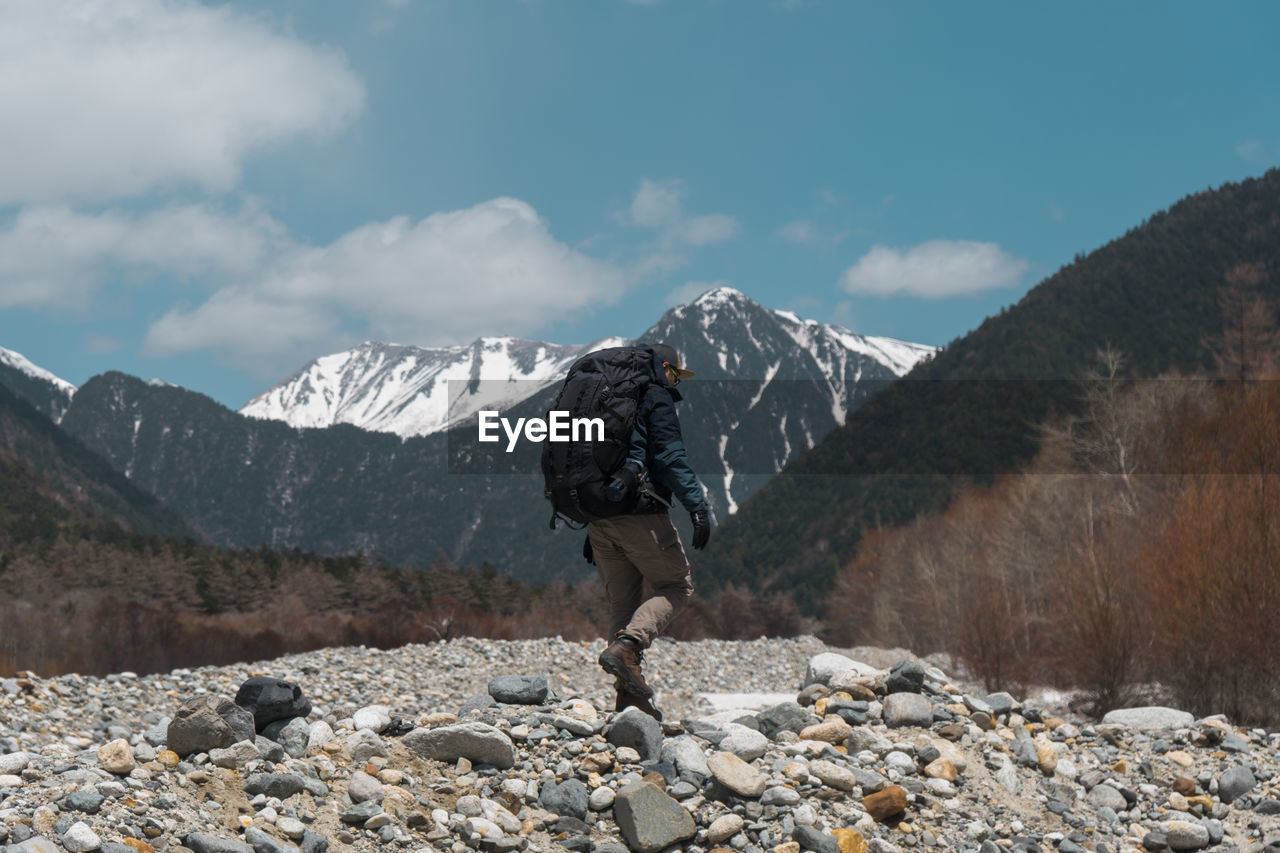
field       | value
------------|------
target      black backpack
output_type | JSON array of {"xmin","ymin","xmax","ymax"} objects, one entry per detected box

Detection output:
[{"xmin": 542, "ymin": 346, "xmax": 654, "ymax": 528}]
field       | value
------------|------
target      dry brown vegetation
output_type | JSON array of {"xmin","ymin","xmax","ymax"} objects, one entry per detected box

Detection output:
[{"xmin": 826, "ymin": 277, "xmax": 1280, "ymax": 724}]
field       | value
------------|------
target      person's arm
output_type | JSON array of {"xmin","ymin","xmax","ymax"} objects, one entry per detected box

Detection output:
[{"xmin": 643, "ymin": 388, "xmax": 709, "ymax": 514}]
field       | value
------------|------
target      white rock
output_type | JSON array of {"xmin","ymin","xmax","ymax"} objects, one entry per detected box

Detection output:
[
  {"xmin": 720, "ymin": 723, "xmax": 768, "ymax": 762},
  {"xmin": 62, "ymin": 822, "xmax": 101, "ymax": 853},
  {"xmin": 589, "ymin": 785, "xmax": 616, "ymax": 811},
  {"xmin": 0, "ymin": 752, "xmax": 29, "ymax": 775},
  {"xmin": 1102, "ymin": 706, "xmax": 1195, "ymax": 731},
  {"xmin": 353, "ymin": 704, "xmax": 393, "ymax": 733},
  {"xmin": 804, "ymin": 653, "xmax": 878, "ymax": 687}
]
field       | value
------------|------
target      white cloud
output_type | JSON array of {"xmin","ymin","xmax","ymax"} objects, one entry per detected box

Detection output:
[
  {"xmin": 683, "ymin": 214, "xmax": 740, "ymax": 246},
  {"xmin": 0, "ymin": 203, "xmax": 287, "ymax": 310},
  {"xmin": 0, "ymin": 0, "xmax": 364, "ymax": 205},
  {"xmin": 777, "ymin": 219, "xmax": 819, "ymax": 244},
  {"xmin": 1236, "ymin": 138, "xmax": 1265, "ymax": 163},
  {"xmin": 139, "ymin": 198, "xmax": 629, "ymax": 372},
  {"xmin": 623, "ymin": 178, "xmax": 739, "ymax": 247},
  {"xmin": 839, "ymin": 240, "xmax": 1029, "ymax": 298},
  {"xmin": 665, "ymin": 280, "xmax": 727, "ymax": 308},
  {"xmin": 627, "ymin": 179, "xmax": 684, "ymax": 228}
]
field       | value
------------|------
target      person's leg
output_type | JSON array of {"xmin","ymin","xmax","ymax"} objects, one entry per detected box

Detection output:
[
  {"xmin": 588, "ymin": 523, "xmax": 643, "ymax": 641},
  {"xmin": 607, "ymin": 514, "xmax": 694, "ymax": 648}
]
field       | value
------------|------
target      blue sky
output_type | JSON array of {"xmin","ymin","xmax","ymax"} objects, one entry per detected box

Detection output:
[{"xmin": 0, "ymin": 0, "xmax": 1277, "ymax": 409}]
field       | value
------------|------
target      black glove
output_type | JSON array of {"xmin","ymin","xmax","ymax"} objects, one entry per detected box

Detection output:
[
  {"xmin": 583, "ymin": 535, "xmax": 595, "ymax": 565},
  {"xmin": 690, "ymin": 510, "xmax": 711, "ymax": 550}
]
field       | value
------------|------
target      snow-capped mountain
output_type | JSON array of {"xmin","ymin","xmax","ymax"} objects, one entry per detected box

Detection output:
[
  {"xmin": 0, "ymin": 345, "xmax": 77, "ymax": 422},
  {"xmin": 241, "ymin": 336, "xmax": 627, "ymax": 436},
  {"xmin": 636, "ymin": 287, "xmax": 935, "ymax": 513},
  {"xmin": 241, "ymin": 288, "xmax": 934, "ymax": 443}
]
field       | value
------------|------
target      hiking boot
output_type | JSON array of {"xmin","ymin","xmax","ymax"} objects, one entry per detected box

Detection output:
[
  {"xmin": 598, "ymin": 636, "xmax": 652, "ymax": 698},
  {"xmin": 615, "ymin": 688, "xmax": 663, "ymax": 722}
]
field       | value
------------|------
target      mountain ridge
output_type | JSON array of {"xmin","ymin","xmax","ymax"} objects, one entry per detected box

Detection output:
[
  {"xmin": 239, "ymin": 286, "xmax": 933, "ymax": 440},
  {"xmin": 700, "ymin": 167, "xmax": 1280, "ymax": 609}
]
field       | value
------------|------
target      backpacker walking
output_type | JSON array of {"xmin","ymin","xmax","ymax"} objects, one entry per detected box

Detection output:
[{"xmin": 542, "ymin": 342, "xmax": 711, "ymax": 720}]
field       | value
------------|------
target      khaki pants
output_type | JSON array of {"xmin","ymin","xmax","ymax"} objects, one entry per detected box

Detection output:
[{"xmin": 588, "ymin": 513, "xmax": 694, "ymax": 648}]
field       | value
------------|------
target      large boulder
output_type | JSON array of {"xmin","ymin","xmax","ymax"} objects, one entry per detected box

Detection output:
[
  {"xmin": 804, "ymin": 653, "xmax": 877, "ymax": 687},
  {"xmin": 606, "ymin": 707, "xmax": 663, "ymax": 762},
  {"xmin": 614, "ymin": 782, "xmax": 696, "ymax": 853},
  {"xmin": 403, "ymin": 723, "xmax": 515, "ymax": 769},
  {"xmin": 539, "ymin": 779, "xmax": 589, "ymax": 820},
  {"xmin": 167, "ymin": 695, "xmax": 256, "ymax": 757},
  {"xmin": 1100, "ymin": 706, "xmax": 1194, "ymax": 731},
  {"xmin": 488, "ymin": 674, "xmax": 550, "ymax": 705},
  {"xmin": 234, "ymin": 677, "xmax": 311, "ymax": 732}
]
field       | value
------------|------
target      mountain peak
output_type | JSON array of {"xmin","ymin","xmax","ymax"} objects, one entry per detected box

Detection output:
[
  {"xmin": 0, "ymin": 346, "xmax": 77, "ymax": 396},
  {"xmin": 692, "ymin": 285, "xmax": 752, "ymax": 307}
]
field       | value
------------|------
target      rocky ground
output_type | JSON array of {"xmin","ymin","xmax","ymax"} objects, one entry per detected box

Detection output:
[{"xmin": 2, "ymin": 635, "xmax": 1280, "ymax": 853}]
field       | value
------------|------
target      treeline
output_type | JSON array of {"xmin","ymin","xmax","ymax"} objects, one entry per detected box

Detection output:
[
  {"xmin": 823, "ymin": 278, "xmax": 1280, "ymax": 725},
  {"xmin": 0, "ymin": 436, "xmax": 815, "ymax": 677}
]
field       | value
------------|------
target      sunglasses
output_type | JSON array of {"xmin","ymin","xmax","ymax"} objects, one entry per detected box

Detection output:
[{"xmin": 664, "ymin": 364, "xmax": 681, "ymax": 385}]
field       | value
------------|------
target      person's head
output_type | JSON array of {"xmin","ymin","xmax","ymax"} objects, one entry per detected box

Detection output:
[{"xmin": 650, "ymin": 343, "xmax": 695, "ymax": 386}]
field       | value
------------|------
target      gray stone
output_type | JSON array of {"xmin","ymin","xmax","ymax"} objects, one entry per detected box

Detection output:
[
  {"xmin": 488, "ymin": 674, "xmax": 549, "ymax": 705},
  {"xmin": 660, "ymin": 735, "xmax": 709, "ymax": 779},
  {"xmin": 209, "ymin": 740, "xmax": 261, "ymax": 769},
  {"xmin": 234, "ymin": 677, "xmax": 311, "ymax": 732},
  {"xmin": 167, "ymin": 695, "xmax": 256, "ymax": 757},
  {"xmin": 253, "ymin": 735, "xmax": 285, "ymax": 763},
  {"xmin": 13, "ymin": 838, "xmax": 60, "ymax": 853},
  {"xmin": 539, "ymin": 778, "xmax": 589, "ymax": 819},
  {"xmin": 885, "ymin": 660, "xmax": 925, "ymax": 694},
  {"xmin": 984, "ymin": 692, "xmax": 1018, "ymax": 716},
  {"xmin": 403, "ymin": 722, "xmax": 515, "ymax": 769},
  {"xmin": 707, "ymin": 751, "xmax": 768, "ymax": 798},
  {"xmin": 345, "ymin": 728, "xmax": 388, "ymax": 763},
  {"xmin": 1086, "ymin": 784, "xmax": 1127, "ymax": 812},
  {"xmin": 57, "ymin": 791, "xmax": 104, "ymax": 814},
  {"xmin": 300, "ymin": 832, "xmax": 328, "ymax": 853},
  {"xmin": 1219, "ymin": 764, "xmax": 1257, "ymax": 803},
  {"xmin": 458, "ymin": 693, "xmax": 495, "ymax": 717},
  {"xmin": 882, "ymin": 692, "xmax": 933, "ymax": 728},
  {"xmin": 242, "ymin": 773, "xmax": 307, "ymax": 800},
  {"xmin": 720, "ymin": 723, "xmax": 768, "ymax": 761},
  {"xmin": 847, "ymin": 726, "xmax": 893, "ymax": 755},
  {"xmin": 184, "ymin": 833, "xmax": 256, "ymax": 853},
  {"xmin": 756, "ymin": 702, "xmax": 819, "ymax": 740},
  {"xmin": 244, "ymin": 827, "xmax": 298, "ymax": 853},
  {"xmin": 607, "ymin": 707, "xmax": 663, "ymax": 762},
  {"xmin": 761, "ymin": 786, "xmax": 801, "ymax": 805},
  {"xmin": 793, "ymin": 826, "xmax": 840, "ymax": 853},
  {"xmin": 1100, "ymin": 706, "xmax": 1194, "ymax": 731},
  {"xmin": 347, "ymin": 770, "xmax": 383, "ymax": 804},
  {"xmin": 1165, "ymin": 820, "xmax": 1210, "ymax": 851},
  {"xmin": 261, "ymin": 717, "xmax": 310, "ymax": 758},
  {"xmin": 340, "ymin": 800, "xmax": 383, "ymax": 824},
  {"xmin": 613, "ymin": 782, "xmax": 697, "ymax": 853}
]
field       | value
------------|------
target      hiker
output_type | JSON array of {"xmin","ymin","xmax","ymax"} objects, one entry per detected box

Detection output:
[{"xmin": 586, "ymin": 343, "xmax": 711, "ymax": 721}]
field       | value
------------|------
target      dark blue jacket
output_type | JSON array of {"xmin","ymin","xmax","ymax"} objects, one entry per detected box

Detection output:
[{"xmin": 627, "ymin": 352, "xmax": 709, "ymax": 514}]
